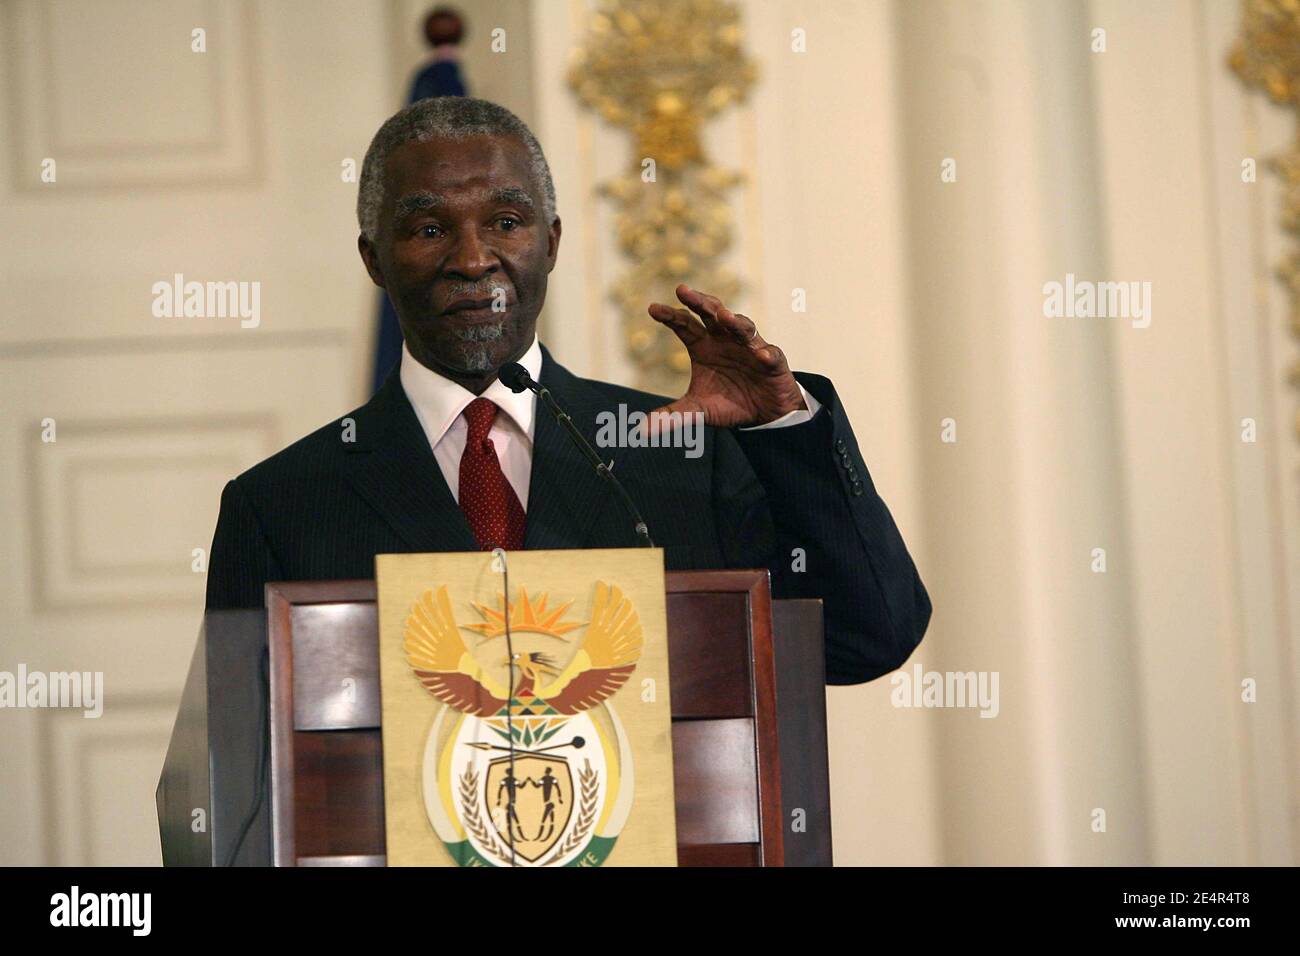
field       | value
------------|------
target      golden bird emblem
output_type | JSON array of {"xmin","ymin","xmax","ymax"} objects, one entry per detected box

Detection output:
[{"xmin": 403, "ymin": 581, "xmax": 643, "ymax": 717}]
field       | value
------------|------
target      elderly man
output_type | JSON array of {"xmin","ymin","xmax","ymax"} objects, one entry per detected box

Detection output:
[{"xmin": 205, "ymin": 97, "xmax": 930, "ymax": 685}]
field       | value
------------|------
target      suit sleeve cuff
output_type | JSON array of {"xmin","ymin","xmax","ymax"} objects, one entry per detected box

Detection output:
[{"xmin": 737, "ymin": 383, "xmax": 823, "ymax": 431}]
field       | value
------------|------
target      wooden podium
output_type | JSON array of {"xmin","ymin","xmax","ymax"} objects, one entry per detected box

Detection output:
[{"xmin": 158, "ymin": 569, "xmax": 831, "ymax": 866}]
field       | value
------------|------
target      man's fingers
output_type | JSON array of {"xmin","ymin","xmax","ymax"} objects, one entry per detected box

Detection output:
[
  {"xmin": 678, "ymin": 285, "xmax": 765, "ymax": 343},
  {"xmin": 727, "ymin": 311, "xmax": 762, "ymax": 347},
  {"xmin": 648, "ymin": 302, "xmax": 705, "ymax": 345},
  {"xmin": 758, "ymin": 341, "xmax": 788, "ymax": 370},
  {"xmin": 702, "ymin": 301, "xmax": 766, "ymax": 352},
  {"xmin": 675, "ymin": 284, "xmax": 721, "ymax": 330}
]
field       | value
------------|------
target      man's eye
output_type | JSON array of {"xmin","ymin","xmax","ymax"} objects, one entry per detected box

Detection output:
[
  {"xmin": 418, "ymin": 224, "xmax": 443, "ymax": 239},
  {"xmin": 497, "ymin": 217, "xmax": 519, "ymax": 231}
]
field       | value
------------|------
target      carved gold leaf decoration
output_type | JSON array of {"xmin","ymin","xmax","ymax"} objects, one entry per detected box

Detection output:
[
  {"xmin": 569, "ymin": 0, "xmax": 757, "ymax": 394},
  {"xmin": 1230, "ymin": 0, "xmax": 1300, "ymax": 440}
]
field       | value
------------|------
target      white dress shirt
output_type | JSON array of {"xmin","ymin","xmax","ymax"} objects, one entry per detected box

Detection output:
[
  {"xmin": 400, "ymin": 338, "xmax": 542, "ymax": 508},
  {"xmin": 399, "ymin": 337, "xmax": 822, "ymax": 508}
]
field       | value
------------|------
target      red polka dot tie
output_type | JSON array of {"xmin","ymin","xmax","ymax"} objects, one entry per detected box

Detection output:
[{"xmin": 458, "ymin": 397, "xmax": 526, "ymax": 551}]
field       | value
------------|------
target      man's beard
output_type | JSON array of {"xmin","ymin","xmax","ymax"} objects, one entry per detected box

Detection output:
[
  {"xmin": 396, "ymin": 279, "xmax": 536, "ymax": 376},
  {"xmin": 448, "ymin": 318, "xmax": 508, "ymax": 372}
]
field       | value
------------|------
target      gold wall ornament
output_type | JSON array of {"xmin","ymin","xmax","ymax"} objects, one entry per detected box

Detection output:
[
  {"xmin": 568, "ymin": 0, "xmax": 757, "ymax": 394},
  {"xmin": 1230, "ymin": 0, "xmax": 1300, "ymax": 440}
]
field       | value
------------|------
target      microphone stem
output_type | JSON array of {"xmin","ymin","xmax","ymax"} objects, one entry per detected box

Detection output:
[{"xmin": 535, "ymin": 385, "xmax": 654, "ymax": 548}]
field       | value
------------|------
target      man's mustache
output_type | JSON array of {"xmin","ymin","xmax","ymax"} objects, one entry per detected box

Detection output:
[{"xmin": 442, "ymin": 281, "xmax": 511, "ymax": 301}]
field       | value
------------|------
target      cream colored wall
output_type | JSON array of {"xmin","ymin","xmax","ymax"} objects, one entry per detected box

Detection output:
[
  {"xmin": 1092, "ymin": 0, "xmax": 1299, "ymax": 866},
  {"xmin": 0, "ymin": 0, "xmax": 393, "ymax": 865},
  {"xmin": 0, "ymin": 0, "xmax": 542, "ymax": 868},
  {"xmin": 534, "ymin": 0, "xmax": 1299, "ymax": 865},
  {"xmin": 1, "ymin": 0, "xmax": 1294, "ymax": 866},
  {"xmin": 743, "ymin": 0, "xmax": 941, "ymax": 867}
]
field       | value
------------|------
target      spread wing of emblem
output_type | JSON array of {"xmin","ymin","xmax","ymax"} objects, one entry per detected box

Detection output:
[
  {"xmin": 535, "ymin": 581, "xmax": 643, "ymax": 713},
  {"xmin": 404, "ymin": 586, "xmax": 511, "ymax": 716}
]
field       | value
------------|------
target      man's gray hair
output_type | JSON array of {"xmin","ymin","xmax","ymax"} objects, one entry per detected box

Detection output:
[{"xmin": 356, "ymin": 97, "xmax": 556, "ymax": 242}]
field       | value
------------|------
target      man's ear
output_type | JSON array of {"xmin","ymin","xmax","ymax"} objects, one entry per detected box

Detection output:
[
  {"xmin": 546, "ymin": 216, "xmax": 562, "ymax": 273},
  {"xmin": 358, "ymin": 234, "xmax": 386, "ymax": 289}
]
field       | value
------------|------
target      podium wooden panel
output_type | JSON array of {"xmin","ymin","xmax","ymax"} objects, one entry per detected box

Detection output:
[{"xmin": 158, "ymin": 569, "xmax": 832, "ymax": 866}]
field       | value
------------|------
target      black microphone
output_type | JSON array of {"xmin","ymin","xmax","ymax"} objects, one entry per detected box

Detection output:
[
  {"xmin": 499, "ymin": 362, "xmax": 654, "ymax": 547},
  {"xmin": 497, "ymin": 362, "xmax": 532, "ymax": 394}
]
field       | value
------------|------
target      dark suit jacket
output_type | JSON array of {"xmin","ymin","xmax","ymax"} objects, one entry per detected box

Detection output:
[{"xmin": 205, "ymin": 344, "xmax": 931, "ymax": 684}]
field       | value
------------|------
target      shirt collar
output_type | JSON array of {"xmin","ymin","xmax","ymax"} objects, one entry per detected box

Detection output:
[{"xmin": 399, "ymin": 336, "xmax": 542, "ymax": 448}]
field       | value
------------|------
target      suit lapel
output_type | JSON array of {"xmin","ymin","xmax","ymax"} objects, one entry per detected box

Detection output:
[
  {"xmin": 342, "ymin": 348, "xmax": 627, "ymax": 554},
  {"xmin": 341, "ymin": 370, "xmax": 479, "ymax": 552},
  {"xmin": 523, "ymin": 345, "xmax": 618, "ymax": 549}
]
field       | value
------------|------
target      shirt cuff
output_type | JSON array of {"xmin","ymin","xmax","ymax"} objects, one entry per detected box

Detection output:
[{"xmin": 738, "ymin": 383, "xmax": 823, "ymax": 431}]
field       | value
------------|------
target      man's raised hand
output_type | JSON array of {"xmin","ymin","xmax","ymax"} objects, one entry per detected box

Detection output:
[{"xmin": 646, "ymin": 284, "xmax": 806, "ymax": 430}]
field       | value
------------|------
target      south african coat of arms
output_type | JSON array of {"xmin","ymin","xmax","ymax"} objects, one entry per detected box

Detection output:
[{"xmin": 404, "ymin": 580, "xmax": 645, "ymax": 866}]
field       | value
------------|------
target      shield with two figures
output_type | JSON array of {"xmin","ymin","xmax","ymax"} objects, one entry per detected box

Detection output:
[{"xmin": 483, "ymin": 754, "xmax": 574, "ymax": 861}]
